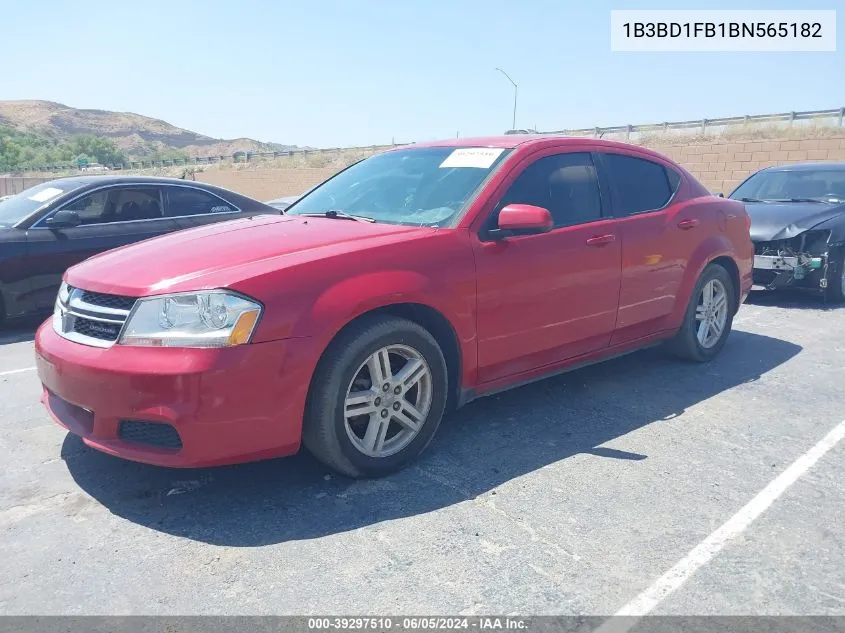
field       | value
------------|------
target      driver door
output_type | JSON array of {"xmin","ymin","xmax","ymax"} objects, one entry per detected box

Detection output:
[{"xmin": 471, "ymin": 150, "xmax": 622, "ymax": 384}]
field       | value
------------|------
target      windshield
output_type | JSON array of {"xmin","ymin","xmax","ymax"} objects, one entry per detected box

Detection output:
[
  {"xmin": 0, "ymin": 182, "xmax": 73, "ymax": 227},
  {"xmin": 285, "ymin": 146, "xmax": 511, "ymax": 226},
  {"xmin": 730, "ymin": 169, "xmax": 845, "ymax": 203}
]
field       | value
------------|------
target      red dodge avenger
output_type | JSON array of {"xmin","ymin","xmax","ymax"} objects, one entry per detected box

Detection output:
[{"xmin": 34, "ymin": 136, "xmax": 753, "ymax": 477}]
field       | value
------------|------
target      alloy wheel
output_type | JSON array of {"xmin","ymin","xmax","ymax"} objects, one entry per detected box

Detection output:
[
  {"xmin": 695, "ymin": 279, "xmax": 729, "ymax": 349},
  {"xmin": 343, "ymin": 344, "xmax": 433, "ymax": 458}
]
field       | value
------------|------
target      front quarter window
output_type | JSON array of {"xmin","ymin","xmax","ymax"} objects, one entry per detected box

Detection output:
[{"xmin": 285, "ymin": 146, "xmax": 510, "ymax": 226}]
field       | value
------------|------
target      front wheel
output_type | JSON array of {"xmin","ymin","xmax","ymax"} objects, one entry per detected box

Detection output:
[
  {"xmin": 302, "ymin": 315, "xmax": 448, "ymax": 478},
  {"xmin": 669, "ymin": 263, "xmax": 735, "ymax": 362},
  {"xmin": 823, "ymin": 249, "xmax": 845, "ymax": 303}
]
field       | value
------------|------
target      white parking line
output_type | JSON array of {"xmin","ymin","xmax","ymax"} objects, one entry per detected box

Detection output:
[
  {"xmin": 596, "ymin": 417, "xmax": 845, "ymax": 632},
  {"xmin": 0, "ymin": 367, "xmax": 36, "ymax": 377}
]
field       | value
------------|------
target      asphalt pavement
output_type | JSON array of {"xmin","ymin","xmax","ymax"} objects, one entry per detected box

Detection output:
[{"xmin": 0, "ymin": 290, "xmax": 843, "ymax": 616}]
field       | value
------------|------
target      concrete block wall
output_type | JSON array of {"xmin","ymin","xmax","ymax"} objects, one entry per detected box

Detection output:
[
  {"xmin": 5, "ymin": 135, "xmax": 845, "ymax": 202},
  {"xmin": 196, "ymin": 136, "xmax": 845, "ymax": 200},
  {"xmin": 646, "ymin": 136, "xmax": 845, "ymax": 194},
  {"xmin": 194, "ymin": 167, "xmax": 340, "ymax": 201}
]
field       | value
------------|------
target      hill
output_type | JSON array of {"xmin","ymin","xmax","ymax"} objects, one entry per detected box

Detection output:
[{"xmin": 0, "ymin": 100, "xmax": 296, "ymax": 164}]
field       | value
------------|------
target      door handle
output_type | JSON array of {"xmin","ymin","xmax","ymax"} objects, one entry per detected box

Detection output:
[
  {"xmin": 678, "ymin": 219, "xmax": 699, "ymax": 230},
  {"xmin": 586, "ymin": 234, "xmax": 616, "ymax": 246}
]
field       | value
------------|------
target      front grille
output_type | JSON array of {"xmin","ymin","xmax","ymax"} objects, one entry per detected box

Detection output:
[
  {"xmin": 55, "ymin": 287, "xmax": 134, "ymax": 348},
  {"xmin": 118, "ymin": 420, "xmax": 183, "ymax": 450},
  {"xmin": 81, "ymin": 291, "xmax": 137, "ymax": 311},
  {"xmin": 72, "ymin": 317, "xmax": 122, "ymax": 341}
]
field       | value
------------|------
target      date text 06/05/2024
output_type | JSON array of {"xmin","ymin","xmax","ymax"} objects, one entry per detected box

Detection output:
[{"xmin": 306, "ymin": 617, "xmax": 528, "ymax": 631}]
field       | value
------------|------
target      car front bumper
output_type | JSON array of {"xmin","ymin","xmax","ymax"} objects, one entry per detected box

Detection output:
[
  {"xmin": 752, "ymin": 253, "xmax": 827, "ymax": 290},
  {"xmin": 34, "ymin": 320, "xmax": 314, "ymax": 468},
  {"xmin": 753, "ymin": 254, "xmax": 824, "ymax": 272}
]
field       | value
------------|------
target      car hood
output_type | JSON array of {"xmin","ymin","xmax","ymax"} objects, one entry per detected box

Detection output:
[
  {"xmin": 65, "ymin": 214, "xmax": 432, "ymax": 296},
  {"xmin": 745, "ymin": 201, "xmax": 845, "ymax": 242}
]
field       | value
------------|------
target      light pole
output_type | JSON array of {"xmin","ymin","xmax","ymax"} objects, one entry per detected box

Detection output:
[{"xmin": 495, "ymin": 67, "xmax": 518, "ymax": 131}]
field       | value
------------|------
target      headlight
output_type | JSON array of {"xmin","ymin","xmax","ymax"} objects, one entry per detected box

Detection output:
[
  {"xmin": 119, "ymin": 290, "xmax": 262, "ymax": 348},
  {"xmin": 52, "ymin": 281, "xmax": 71, "ymax": 332},
  {"xmin": 57, "ymin": 281, "xmax": 71, "ymax": 304}
]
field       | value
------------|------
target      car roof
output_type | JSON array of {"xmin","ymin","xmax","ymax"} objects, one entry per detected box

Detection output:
[
  {"xmin": 31, "ymin": 174, "xmax": 269, "ymax": 204},
  {"xmin": 40, "ymin": 175, "xmax": 226, "ymax": 187},
  {"xmin": 761, "ymin": 162, "xmax": 845, "ymax": 172},
  {"xmin": 399, "ymin": 135, "xmax": 674, "ymax": 160}
]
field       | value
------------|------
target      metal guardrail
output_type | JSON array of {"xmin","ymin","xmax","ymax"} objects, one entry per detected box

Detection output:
[{"xmin": 522, "ymin": 107, "xmax": 845, "ymax": 140}]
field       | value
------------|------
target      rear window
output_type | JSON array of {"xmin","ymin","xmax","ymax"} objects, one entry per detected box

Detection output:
[{"xmin": 166, "ymin": 187, "xmax": 235, "ymax": 216}]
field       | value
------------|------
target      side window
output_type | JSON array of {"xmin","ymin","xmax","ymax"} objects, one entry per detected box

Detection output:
[
  {"xmin": 166, "ymin": 187, "xmax": 235, "ymax": 217},
  {"xmin": 666, "ymin": 167, "xmax": 682, "ymax": 194},
  {"xmin": 497, "ymin": 152, "xmax": 602, "ymax": 227},
  {"xmin": 60, "ymin": 190, "xmax": 110, "ymax": 225},
  {"xmin": 601, "ymin": 153, "xmax": 675, "ymax": 215},
  {"xmin": 110, "ymin": 187, "xmax": 163, "ymax": 222},
  {"xmin": 57, "ymin": 187, "xmax": 162, "ymax": 225}
]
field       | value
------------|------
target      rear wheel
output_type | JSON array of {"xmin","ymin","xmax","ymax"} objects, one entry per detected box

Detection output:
[
  {"xmin": 669, "ymin": 263, "xmax": 735, "ymax": 362},
  {"xmin": 302, "ymin": 315, "xmax": 448, "ymax": 478}
]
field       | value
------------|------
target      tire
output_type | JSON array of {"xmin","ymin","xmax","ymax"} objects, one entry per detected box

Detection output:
[
  {"xmin": 668, "ymin": 263, "xmax": 735, "ymax": 362},
  {"xmin": 823, "ymin": 249, "xmax": 845, "ymax": 303},
  {"xmin": 302, "ymin": 314, "xmax": 448, "ymax": 478}
]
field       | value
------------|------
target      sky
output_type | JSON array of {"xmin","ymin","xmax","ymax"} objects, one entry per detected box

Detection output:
[{"xmin": 1, "ymin": 0, "xmax": 843, "ymax": 148}]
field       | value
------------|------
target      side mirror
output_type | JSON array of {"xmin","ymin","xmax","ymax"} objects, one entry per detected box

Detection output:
[
  {"xmin": 46, "ymin": 210, "xmax": 81, "ymax": 229},
  {"xmin": 715, "ymin": 192, "xmax": 725, "ymax": 198},
  {"xmin": 489, "ymin": 204, "xmax": 553, "ymax": 239}
]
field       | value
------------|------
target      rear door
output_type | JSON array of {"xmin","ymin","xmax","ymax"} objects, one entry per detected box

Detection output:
[
  {"xmin": 164, "ymin": 185, "xmax": 248, "ymax": 229},
  {"xmin": 24, "ymin": 185, "xmax": 178, "ymax": 309},
  {"xmin": 594, "ymin": 151, "xmax": 700, "ymax": 345}
]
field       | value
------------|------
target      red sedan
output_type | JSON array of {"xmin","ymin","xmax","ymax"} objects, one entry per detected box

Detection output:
[{"xmin": 34, "ymin": 135, "xmax": 753, "ymax": 477}]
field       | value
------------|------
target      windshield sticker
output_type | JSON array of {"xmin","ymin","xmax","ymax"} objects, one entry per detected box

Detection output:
[
  {"xmin": 439, "ymin": 148, "xmax": 504, "ymax": 169},
  {"xmin": 28, "ymin": 187, "xmax": 64, "ymax": 203}
]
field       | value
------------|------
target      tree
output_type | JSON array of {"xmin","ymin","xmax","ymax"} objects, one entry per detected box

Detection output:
[
  {"xmin": 0, "ymin": 127, "xmax": 128, "ymax": 171},
  {"xmin": 67, "ymin": 136, "xmax": 127, "ymax": 166}
]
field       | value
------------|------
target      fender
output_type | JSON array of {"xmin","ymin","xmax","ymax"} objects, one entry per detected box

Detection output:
[
  {"xmin": 287, "ymin": 269, "xmax": 477, "ymax": 386},
  {"xmin": 810, "ymin": 213, "xmax": 845, "ymax": 245},
  {"xmin": 0, "ymin": 232, "xmax": 34, "ymax": 320},
  {"xmin": 666, "ymin": 233, "xmax": 738, "ymax": 331},
  {"xmin": 0, "ymin": 277, "xmax": 36, "ymax": 320}
]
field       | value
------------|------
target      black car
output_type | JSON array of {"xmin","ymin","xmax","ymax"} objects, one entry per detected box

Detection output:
[
  {"xmin": 728, "ymin": 162, "xmax": 845, "ymax": 302},
  {"xmin": 0, "ymin": 175, "xmax": 279, "ymax": 323}
]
